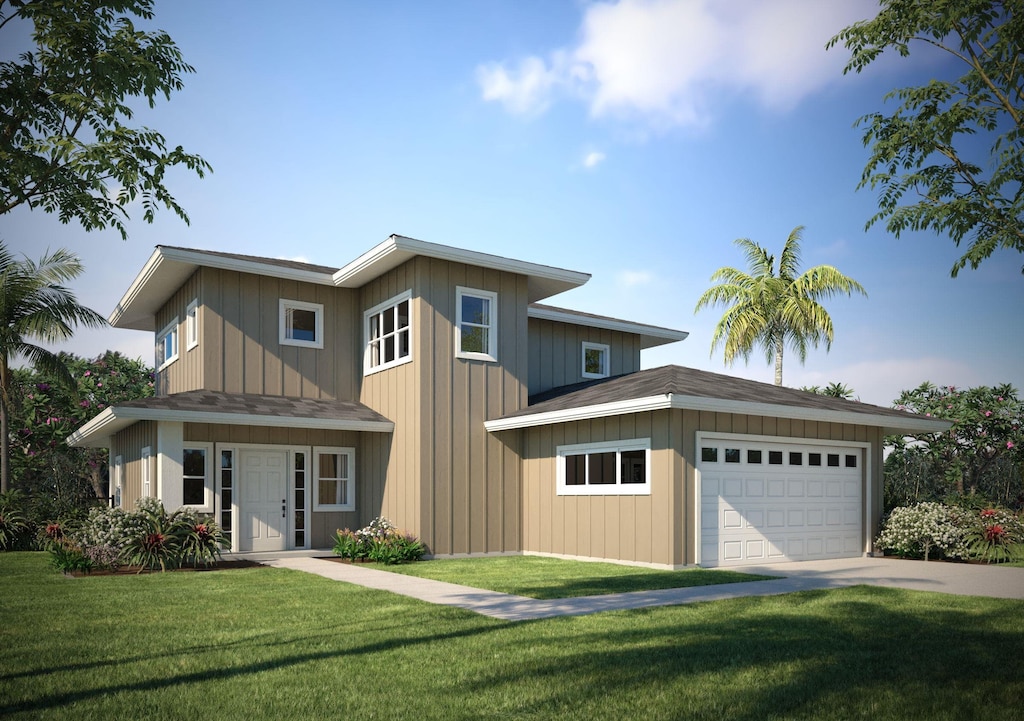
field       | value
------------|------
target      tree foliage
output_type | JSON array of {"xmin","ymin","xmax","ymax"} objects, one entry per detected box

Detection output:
[
  {"xmin": 9, "ymin": 351, "xmax": 154, "ymax": 519},
  {"xmin": 830, "ymin": 0, "xmax": 1024, "ymax": 276},
  {"xmin": 0, "ymin": 0, "xmax": 211, "ymax": 238},
  {"xmin": 694, "ymin": 226, "xmax": 867, "ymax": 386},
  {"xmin": 0, "ymin": 242, "xmax": 105, "ymax": 492},
  {"xmin": 801, "ymin": 382, "xmax": 857, "ymax": 399},
  {"xmin": 887, "ymin": 382, "xmax": 1024, "ymax": 508}
]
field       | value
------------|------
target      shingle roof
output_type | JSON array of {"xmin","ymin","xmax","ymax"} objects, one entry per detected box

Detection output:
[{"xmin": 487, "ymin": 365, "xmax": 950, "ymax": 434}]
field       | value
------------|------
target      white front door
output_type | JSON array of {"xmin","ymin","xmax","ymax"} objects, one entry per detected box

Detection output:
[{"xmin": 240, "ymin": 449, "xmax": 288, "ymax": 552}]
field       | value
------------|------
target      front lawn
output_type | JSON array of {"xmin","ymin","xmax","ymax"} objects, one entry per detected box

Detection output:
[
  {"xmin": 360, "ymin": 555, "xmax": 775, "ymax": 598},
  {"xmin": 2, "ymin": 552, "xmax": 1022, "ymax": 720}
]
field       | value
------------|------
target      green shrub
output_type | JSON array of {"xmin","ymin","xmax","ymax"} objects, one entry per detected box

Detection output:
[
  {"xmin": 0, "ymin": 490, "xmax": 29, "ymax": 550},
  {"xmin": 49, "ymin": 542, "xmax": 95, "ymax": 574},
  {"xmin": 962, "ymin": 507, "xmax": 1024, "ymax": 563},
  {"xmin": 333, "ymin": 517, "xmax": 425, "ymax": 565},
  {"xmin": 876, "ymin": 502, "xmax": 970, "ymax": 561}
]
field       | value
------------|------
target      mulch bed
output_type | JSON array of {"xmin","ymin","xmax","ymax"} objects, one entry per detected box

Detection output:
[{"xmin": 64, "ymin": 559, "xmax": 266, "ymax": 577}]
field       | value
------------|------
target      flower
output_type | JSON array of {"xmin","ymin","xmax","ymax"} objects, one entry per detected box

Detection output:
[
  {"xmin": 984, "ymin": 525, "xmax": 1006, "ymax": 542},
  {"xmin": 984, "ymin": 410, "xmax": 992, "ymax": 417},
  {"xmin": 83, "ymin": 370, "xmax": 91, "ymax": 377},
  {"xmin": 1009, "ymin": 441, "xmax": 1016, "ymax": 450},
  {"xmin": 981, "ymin": 509, "xmax": 997, "ymax": 519}
]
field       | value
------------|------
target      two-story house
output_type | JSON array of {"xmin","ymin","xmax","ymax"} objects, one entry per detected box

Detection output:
[{"xmin": 68, "ymin": 235, "xmax": 948, "ymax": 568}]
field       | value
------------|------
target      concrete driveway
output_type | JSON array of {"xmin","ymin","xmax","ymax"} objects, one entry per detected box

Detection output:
[{"xmin": 264, "ymin": 554, "xmax": 1024, "ymax": 621}]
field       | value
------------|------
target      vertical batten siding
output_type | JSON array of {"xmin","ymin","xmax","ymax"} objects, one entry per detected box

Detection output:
[
  {"xmin": 111, "ymin": 421, "xmax": 156, "ymax": 510},
  {"xmin": 197, "ymin": 268, "xmax": 358, "ymax": 401},
  {"xmin": 153, "ymin": 271, "xmax": 203, "ymax": 395},
  {"xmin": 526, "ymin": 318, "xmax": 642, "ymax": 395}
]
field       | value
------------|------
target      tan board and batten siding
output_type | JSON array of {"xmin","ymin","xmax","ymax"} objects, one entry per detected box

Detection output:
[
  {"xmin": 521, "ymin": 409, "xmax": 883, "ymax": 567},
  {"xmin": 527, "ymin": 319, "xmax": 641, "ymax": 394},
  {"xmin": 359, "ymin": 256, "xmax": 528, "ymax": 556},
  {"xmin": 110, "ymin": 421, "xmax": 156, "ymax": 511}
]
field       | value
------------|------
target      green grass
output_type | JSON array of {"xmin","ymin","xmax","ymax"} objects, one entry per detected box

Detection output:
[
  {"xmin": 2, "ymin": 552, "xmax": 1023, "ymax": 721},
  {"xmin": 361, "ymin": 555, "xmax": 776, "ymax": 598}
]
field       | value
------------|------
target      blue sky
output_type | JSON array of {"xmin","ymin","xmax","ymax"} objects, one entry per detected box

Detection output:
[{"xmin": 5, "ymin": 0, "xmax": 1023, "ymax": 407}]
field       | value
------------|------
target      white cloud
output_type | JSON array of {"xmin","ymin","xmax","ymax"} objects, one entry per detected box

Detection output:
[
  {"xmin": 477, "ymin": 0, "xmax": 877, "ymax": 128},
  {"xmin": 583, "ymin": 150, "xmax": 606, "ymax": 169}
]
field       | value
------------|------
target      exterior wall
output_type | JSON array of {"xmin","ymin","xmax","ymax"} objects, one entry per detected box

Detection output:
[
  {"xmin": 527, "ymin": 318, "xmax": 641, "ymax": 395},
  {"xmin": 521, "ymin": 409, "xmax": 884, "ymax": 567},
  {"xmin": 110, "ymin": 421, "xmax": 157, "ymax": 510},
  {"xmin": 154, "ymin": 267, "xmax": 360, "ymax": 400},
  {"xmin": 357, "ymin": 256, "xmax": 528, "ymax": 556}
]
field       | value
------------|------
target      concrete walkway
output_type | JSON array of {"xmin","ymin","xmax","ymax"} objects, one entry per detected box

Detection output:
[{"xmin": 260, "ymin": 555, "xmax": 1024, "ymax": 622}]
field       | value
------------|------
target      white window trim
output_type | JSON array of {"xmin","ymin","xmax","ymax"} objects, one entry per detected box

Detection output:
[
  {"xmin": 156, "ymin": 318, "xmax": 179, "ymax": 371},
  {"xmin": 455, "ymin": 286, "xmax": 498, "ymax": 362},
  {"xmin": 363, "ymin": 290, "xmax": 413, "ymax": 376},
  {"xmin": 112, "ymin": 454, "xmax": 123, "ymax": 508},
  {"xmin": 141, "ymin": 446, "xmax": 152, "ymax": 499},
  {"xmin": 185, "ymin": 299, "xmax": 199, "ymax": 351},
  {"xmin": 279, "ymin": 298, "xmax": 324, "ymax": 349},
  {"xmin": 313, "ymin": 446, "xmax": 356, "ymax": 512},
  {"xmin": 182, "ymin": 442, "xmax": 215, "ymax": 513},
  {"xmin": 556, "ymin": 438, "xmax": 651, "ymax": 496},
  {"xmin": 581, "ymin": 341, "xmax": 610, "ymax": 379}
]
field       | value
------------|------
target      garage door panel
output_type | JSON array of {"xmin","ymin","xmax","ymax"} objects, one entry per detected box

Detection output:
[{"xmin": 699, "ymin": 437, "xmax": 864, "ymax": 567}]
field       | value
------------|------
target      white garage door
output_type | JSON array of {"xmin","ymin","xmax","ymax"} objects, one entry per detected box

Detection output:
[{"xmin": 698, "ymin": 436, "xmax": 864, "ymax": 567}]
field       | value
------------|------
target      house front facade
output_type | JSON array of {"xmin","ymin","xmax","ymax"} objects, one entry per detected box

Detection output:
[{"xmin": 69, "ymin": 235, "xmax": 948, "ymax": 567}]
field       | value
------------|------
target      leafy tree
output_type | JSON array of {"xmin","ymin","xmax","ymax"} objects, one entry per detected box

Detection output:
[
  {"xmin": 10, "ymin": 352, "xmax": 154, "ymax": 515},
  {"xmin": 694, "ymin": 226, "xmax": 867, "ymax": 386},
  {"xmin": 802, "ymin": 382, "xmax": 857, "ymax": 399},
  {"xmin": 0, "ymin": 0, "xmax": 211, "ymax": 238},
  {"xmin": 829, "ymin": 0, "xmax": 1024, "ymax": 276},
  {"xmin": 889, "ymin": 382, "xmax": 1023, "ymax": 505},
  {"xmin": 0, "ymin": 243, "xmax": 105, "ymax": 492}
]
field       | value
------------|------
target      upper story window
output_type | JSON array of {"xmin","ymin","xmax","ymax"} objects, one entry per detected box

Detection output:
[
  {"xmin": 455, "ymin": 286, "xmax": 497, "ymax": 362},
  {"xmin": 557, "ymin": 439, "xmax": 651, "ymax": 496},
  {"xmin": 364, "ymin": 291, "xmax": 412, "ymax": 374},
  {"xmin": 156, "ymin": 318, "xmax": 179, "ymax": 371},
  {"xmin": 186, "ymin": 299, "xmax": 199, "ymax": 351},
  {"xmin": 280, "ymin": 299, "xmax": 324, "ymax": 349},
  {"xmin": 581, "ymin": 341, "xmax": 610, "ymax": 379}
]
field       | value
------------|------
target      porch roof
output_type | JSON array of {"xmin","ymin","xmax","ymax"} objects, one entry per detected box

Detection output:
[{"xmin": 67, "ymin": 390, "xmax": 394, "ymax": 448}]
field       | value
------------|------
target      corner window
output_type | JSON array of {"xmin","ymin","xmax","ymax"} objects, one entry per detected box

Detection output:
[
  {"xmin": 186, "ymin": 299, "xmax": 199, "ymax": 351},
  {"xmin": 156, "ymin": 318, "xmax": 179, "ymax": 370},
  {"xmin": 557, "ymin": 439, "xmax": 651, "ymax": 496},
  {"xmin": 581, "ymin": 341, "xmax": 610, "ymax": 379},
  {"xmin": 314, "ymin": 447, "xmax": 355, "ymax": 512},
  {"xmin": 280, "ymin": 299, "xmax": 324, "ymax": 349},
  {"xmin": 364, "ymin": 291, "xmax": 412, "ymax": 374},
  {"xmin": 183, "ymin": 445, "xmax": 213, "ymax": 512},
  {"xmin": 455, "ymin": 286, "xmax": 497, "ymax": 361}
]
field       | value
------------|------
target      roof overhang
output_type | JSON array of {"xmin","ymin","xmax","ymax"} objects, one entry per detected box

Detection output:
[
  {"xmin": 333, "ymin": 235, "xmax": 591, "ymax": 302},
  {"xmin": 527, "ymin": 305, "xmax": 689, "ymax": 349},
  {"xmin": 67, "ymin": 406, "xmax": 395, "ymax": 449},
  {"xmin": 484, "ymin": 393, "xmax": 953, "ymax": 436},
  {"xmin": 110, "ymin": 246, "xmax": 337, "ymax": 331}
]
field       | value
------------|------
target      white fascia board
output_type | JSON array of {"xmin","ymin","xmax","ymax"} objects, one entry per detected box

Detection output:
[
  {"xmin": 527, "ymin": 306, "xmax": 689, "ymax": 349},
  {"xmin": 109, "ymin": 247, "xmax": 336, "ymax": 331},
  {"xmin": 484, "ymin": 393, "xmax": 952, "ymax": 434},
  {"xmin": 68, "ymin": 406, "xmax": 394, "ymax": 448},
  {"xmin": 334, "ymin": 235, "xmax": 591, "ymax": 301}
]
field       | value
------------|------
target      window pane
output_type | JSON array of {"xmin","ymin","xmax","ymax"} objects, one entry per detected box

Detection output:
[
  {"xmin": 294, "ymin": 510, "xmax": 305, "ymax": 531},
  {"xmin": 397, "ymin": 300, "xmax": 409, "ymax": 329},
  {"xmin": 565, "ymin": 455, "xmax": 586, "ymax": 485},
  {"xmin": 747, "ymin": 450, "xmax": 762, "ymax": 464},
  {"xmin": 319, "ymin": 479, "xmax": 338, "ymax": 505},
  {"xmin": 725, "ymin": 449, "xmax": 740, "ymax": 463},
  {"xmin": 222, "ymin": 489, "xmax": 231, "ymax": 507},
  {"xmin": 382, "ymin": 306, "xmax": 395, "ymax": 334},
  {"xmin": 319, "ymin": 453, "xmax": 338, "ymax": 478},
  {"xmin": 183, "ymin": 449, "xmax": 206, "ymax": 477},
  {"xmin": 585, "ymin": 348, "xmax": 604, "ymax": 375},
  {"xmin": 399, "ymin": 329, "xmax": 410, "ymax": 358},
  {"xmin": 701, "ymin": 447, "xmax": 718, "ymax": 463},
  {"xmin": 789, "ymin": 452, "xmax": 803, "ymax": 466},
  {"xmin": 370, "ymin": 314, "xmax": 380, "ymax": 340},
  {"xmin": 809, "ymin": 453, "xmax": 822, "ymax": 466},
  {"xmin": 589, "ymin": 452, "xmax": 616, "ymax": 484},
  {"xmin": 827, "ymin": 453, "xmax": 840, "ymax": 467},
  {"xmin": 845, "ymin": 454, "xmax": 858, "ymax": 468},
  {"xmin": 384, "ymin": 335, "xmax": 395, "ymax": 362},
  {"xmin": 220, "ymin": 450, "xmax": 233, "ymax": 470},
  {"xmin": 183, "ymin": 478, "xmax": 204, "ymax": 506},
  {"xmin": 620, "ymin": 450, "xmax": 645, "ymax": 484},
  {"xmin": 461, "ymin": 326, "xmax": 486, "ymax": 353},
  {"xmin": 339, "ymin": 453, "xmax": 349, "ymax": 479},
  {"xmin": 769, "ymin": 451, "xmax": 783, "ymax": 465},
  {"xmin": 288, "ymin": 308, "xmax": 317, "ymax": 341},
  {"xmin": 462, "ymin": 295, "xmax": 488, "ymax": 326}
]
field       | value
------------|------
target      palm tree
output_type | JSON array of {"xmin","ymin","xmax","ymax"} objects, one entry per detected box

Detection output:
[
  {"xmin": 694, "ymin": 226, "xmax": 867, "ymax": 386},
  {"xmin": 0, "ymin": 243, "xmax": 106, "ymax": 492}
]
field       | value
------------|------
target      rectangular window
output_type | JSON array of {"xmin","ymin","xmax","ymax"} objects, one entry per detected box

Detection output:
[
  {"xmin": 557, "ymin": 439, "xmax": 651, "ymax": 495},
  {"xmin": 827, "ymin": 453, "xmax": 840, "ymax": 467},
  {"xmin": 789, "ymin": 452, "xmax": 803, "ymax": 466},
  {"xmin": 581, "ymin": 341, "xmax": 610, "ymax": 379},
  {"xmin": 280, "ymin": 299, "xmax": 324, "ymax": 349},
  {"xmin": 769, "ymin": 450, "xmax": 783, "ymax": 465},
  {"xmin": 725, "ymin": 448, "xmax": 741, "ymax": 463},
  {"xmin": 364, "ymin": 291, "xmax": 412, "ymax": 374},
  {"xmin": 845, "ymin": 454, "xmax": 858, "ymax": 468},
  {"xmin": 314, "ymin": 447, "xmax": 355, "ymax": 512},
  {"xmin": 156, "ymin": 318, "xmax": 179, "ymax": 371},
  {"xmin": 701, "ymin": 447, "xmax": 718, "ymax": 463},
  {"xmin": 185, "ymin": 299, "xmax": 199, "ymax": 351},
  {"xmin": 809, "ymin": 452, "xmax": 822, "ymax": 466},
  {"xmin": 112, "ymin": 455, "xmax": 123, "ymax": 508},
  {"xmin": 220, "ymin": 450, "xmax": 233, "ymax": 547},
  {"xmin": 141, "ymin": 446, "xmax": 152, "ymax": 498},
  {"xmin": 182, "ymin": 445, "xmax": 213, "ymax": 512},
  {"xmin": 747, "ymin": 449, "xmax": 763, "ymax": 464},
  {"xmin": 455, "ymin": 286, "xmax": 498, "ymax": 361},
  {"xmin": 294, "ymin": 451, "xmax": 306, "ymax": 548}
]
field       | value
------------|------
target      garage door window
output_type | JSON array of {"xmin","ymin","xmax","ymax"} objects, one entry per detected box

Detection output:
[{"xmin": 558, "ymin": 439, "xmax": 651, "ymax": 495}]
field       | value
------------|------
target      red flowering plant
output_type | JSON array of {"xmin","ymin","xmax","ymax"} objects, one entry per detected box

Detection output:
[{"xmin": 962, "ymin": 507, "xmax": 1024, "ymax": 563}]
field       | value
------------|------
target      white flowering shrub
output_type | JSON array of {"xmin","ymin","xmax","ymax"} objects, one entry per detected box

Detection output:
[
  {"xmin": 876, "ymin": 502, "xmax": 971, "ymax": 560},
  {"xmin": 333, "ymin": 516, "xmax": 425, "ymax": 564}
]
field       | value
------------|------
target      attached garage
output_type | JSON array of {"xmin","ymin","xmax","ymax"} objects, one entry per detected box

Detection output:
[{"xmin": 697, "ymin": 434, "xmax": 868, "ymax": 567}]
